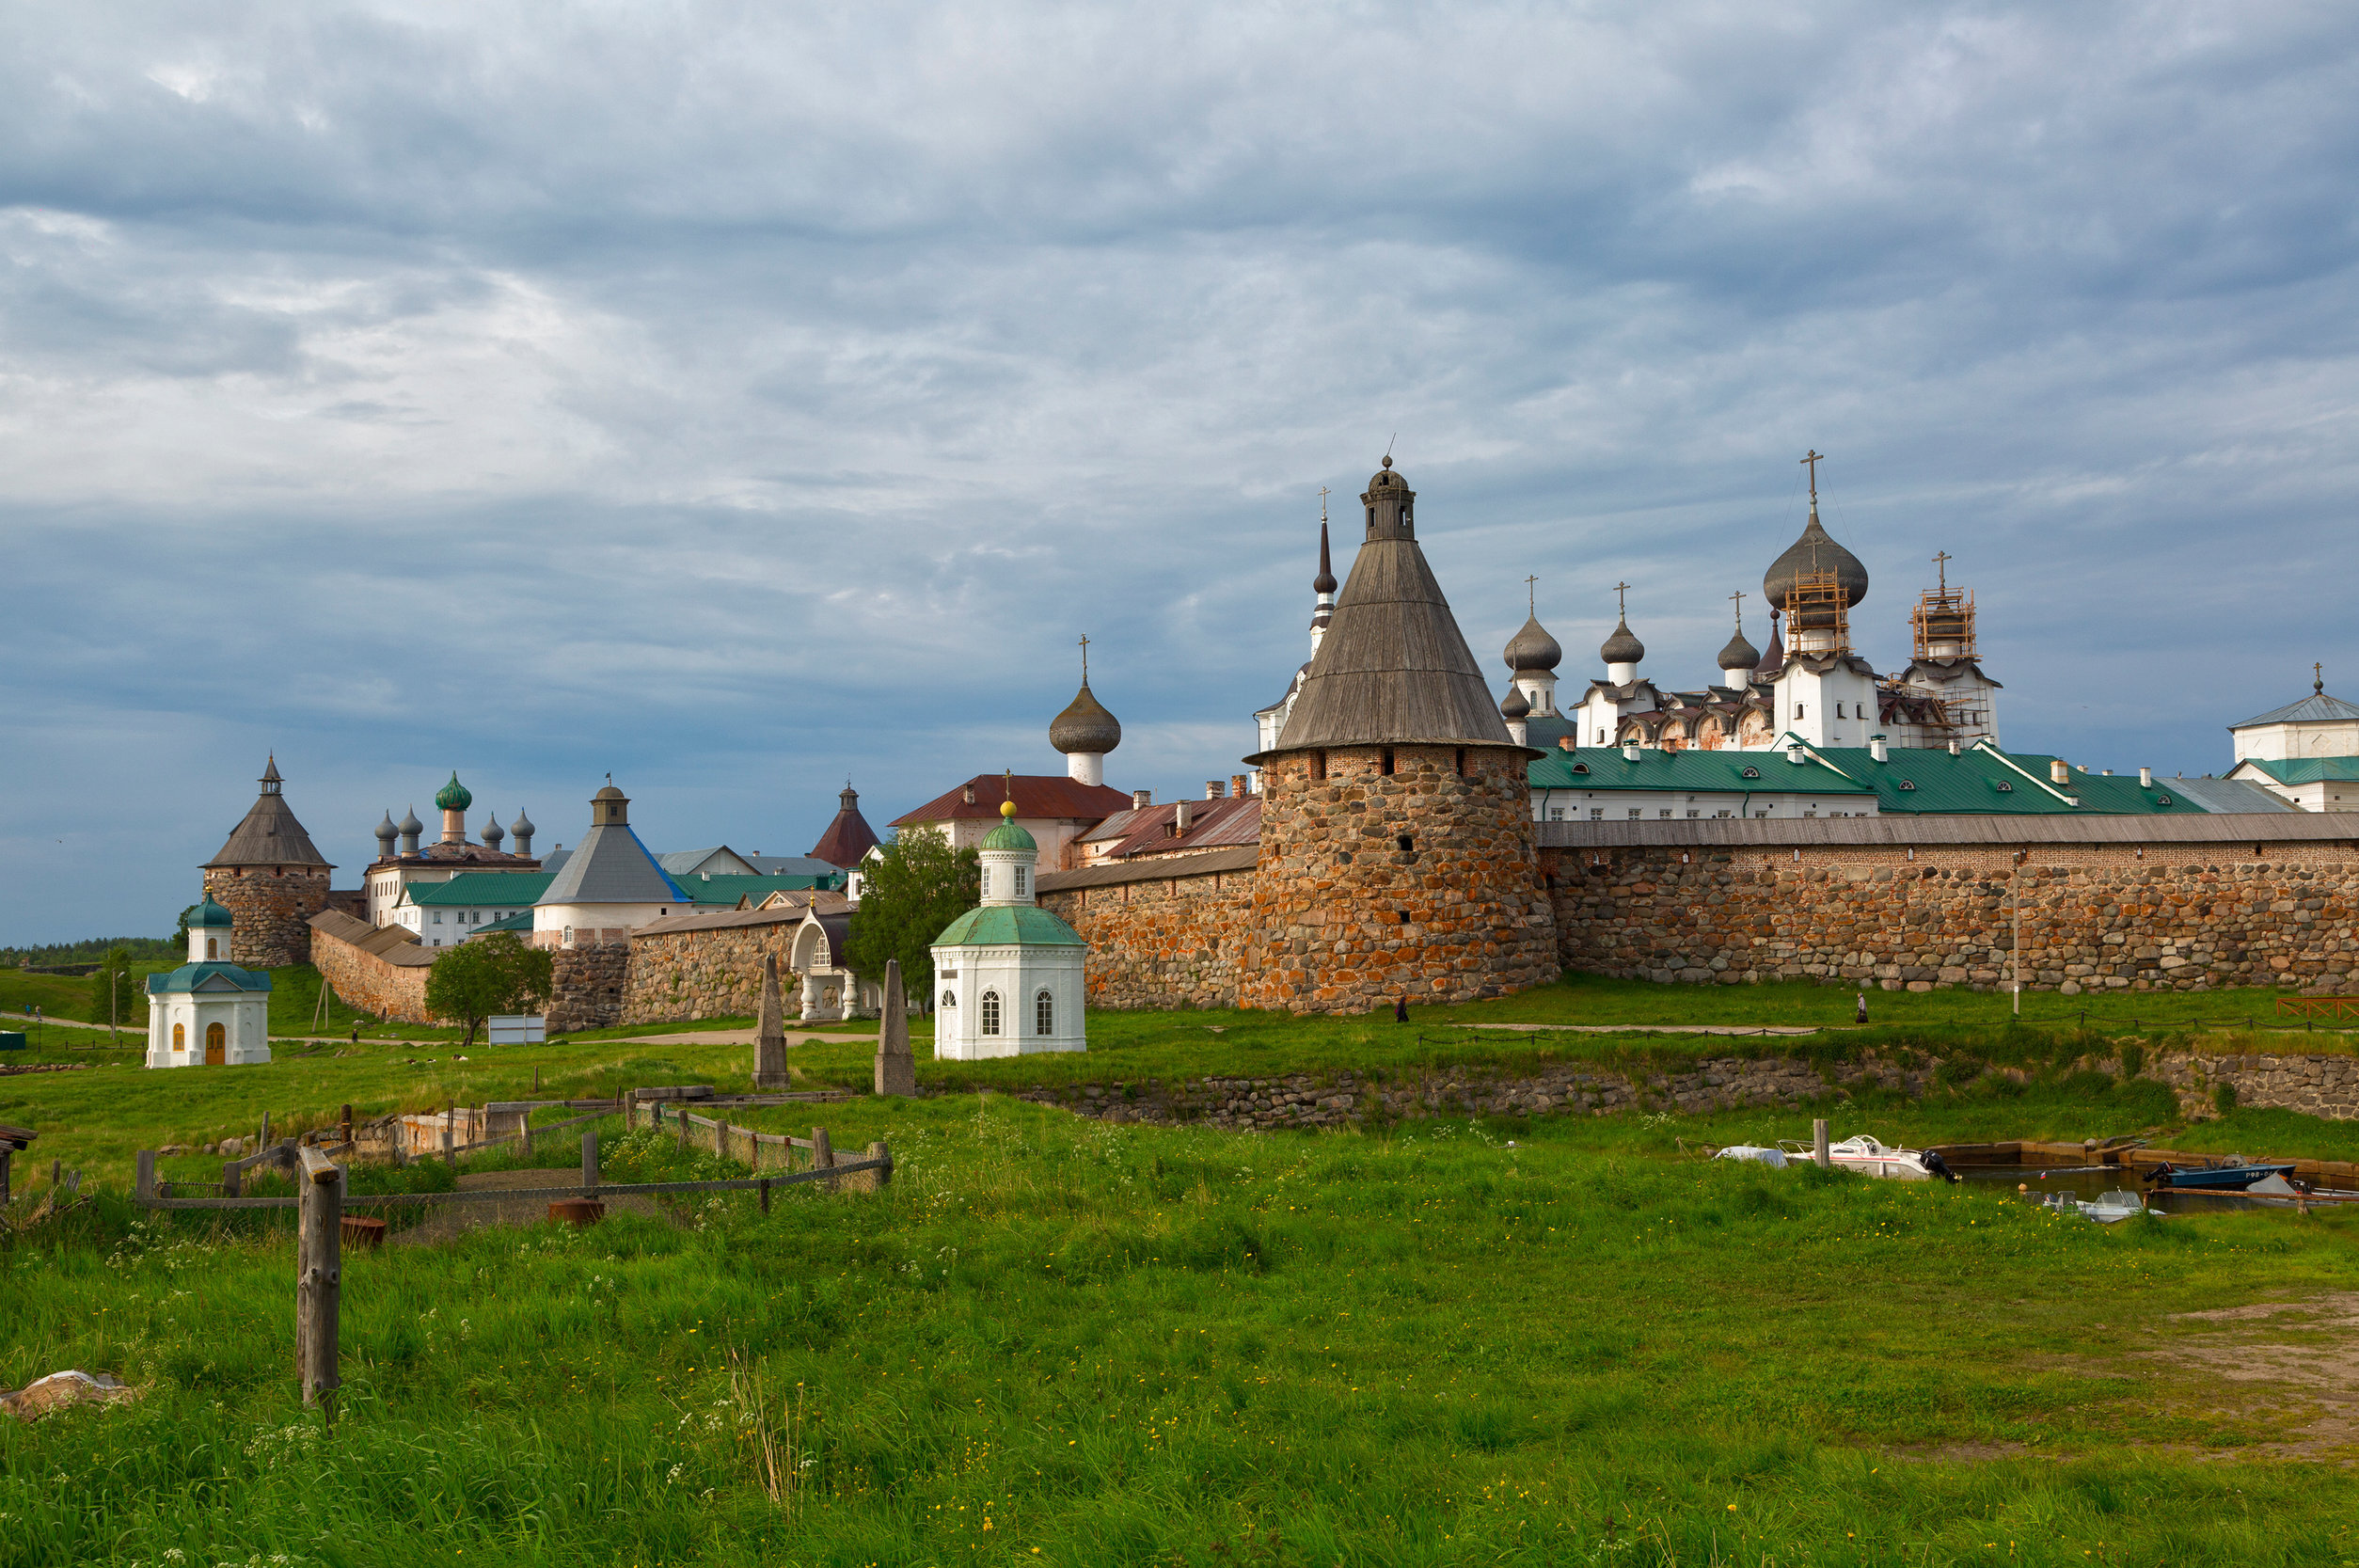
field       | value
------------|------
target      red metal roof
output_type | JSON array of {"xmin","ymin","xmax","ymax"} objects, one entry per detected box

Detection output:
[
  {"xmin": 808, "ymin": 798, "xmax": 880, "ymax": 868},
  {"xmin": 890, "ymin": 774, "xmax": 1136, "ymax": 829},
  {"xmin": 1081, "ymin": 795, "xmax": 1261, "ymax": 859}
]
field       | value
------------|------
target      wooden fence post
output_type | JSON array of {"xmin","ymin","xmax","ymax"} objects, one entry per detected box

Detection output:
[
  {"xmin": 443, "ymin": 1101, "xmax": 455, "ymax": 1167},
  {"xmin": 676, "ymin": 1105, "xmax": 689, "ymax": 1153},
  {"xmin": 812, "ymin": 1127, "xmax": 834, "ymax": 1191},
  {"xmin": 340, "ymin": 1103, "xmax": 353, "ymax": 1147},
  {"xmin": 222, "ymin": 1156, "xmax": 241, "ymax": 1198},
  {"xmin": 136, "ymin": 1149, "xmax": 156, "ymax": 1203},
  {"xmin": 295, "ymin": 1147, "xmax": 343, "ymax": 1418},
  {"xmin": 581, "ymin": 1130, "xmax": 598, "ymax": 1196},
  {"xmin": 759, "ymin": 1178, "xmax": 771, "ymax": 1214},
  {"xmin": 1813, "ymin": 1118, "xmax": 1830, "ymax": 1169},
  {"xmin": 867, "ymin": 1141, "xmax": 893, "ymax": 1191}
]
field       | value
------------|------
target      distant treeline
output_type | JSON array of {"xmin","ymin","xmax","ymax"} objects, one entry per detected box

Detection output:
[{"xmin": 4, "ymin": 936, "xmax": 181, "ymax": 968}]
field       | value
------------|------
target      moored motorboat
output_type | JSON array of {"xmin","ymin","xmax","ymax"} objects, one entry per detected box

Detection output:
[
  {"xmin": 1778, "ymin": 1133, "xmax": 1959, "ymax": 1182},
  {"xmin": 2144, "ymin": 1160, "xmax": 2299, "ymax": 1192}
]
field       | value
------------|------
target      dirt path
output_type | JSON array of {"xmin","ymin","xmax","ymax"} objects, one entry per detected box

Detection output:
[
  {"xmin": 389, "ymin": 1167, "xmax": 678, "ymax": 1247},
  {"xmin": 2134, "ymin": 1292, "xmax": 2359, "ymax": 1460},
  {"xmin": 1462, "ymin": 1022, "xmax": 1829, "ymax": 1036}
]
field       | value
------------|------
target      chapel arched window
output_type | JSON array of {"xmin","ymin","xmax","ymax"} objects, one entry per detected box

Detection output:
[
  {"xmin": 980, "ymin": 990, "xmax": 1002, "ymax": 1037},
  {"xmin": 1036, "ymin": 990, "xmax": 1053, "ymax": 1036}
]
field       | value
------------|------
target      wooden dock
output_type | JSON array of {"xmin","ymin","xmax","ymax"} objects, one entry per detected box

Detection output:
[{"xmin": 1931, "ymin": 1139, "xmax": 2359, "ymax": 1189}]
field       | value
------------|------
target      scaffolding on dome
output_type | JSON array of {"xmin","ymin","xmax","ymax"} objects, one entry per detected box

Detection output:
[{"xmin": 1783, "ymin": 568, "xmax": 1850, "ymax": 656}]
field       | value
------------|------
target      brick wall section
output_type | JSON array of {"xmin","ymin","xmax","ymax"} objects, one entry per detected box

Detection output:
[
  {"xmin": 1242, "ymin": 745, "xmax": 1558, "ymax": 1013},
  {"xmin": 548, "ymin": 942, "xmax": 629, "ymax": 1033},
  {"xmin": 1542, "ymin": 842, "xmax": 2359, "ymax": 994},
  {"xmin": 1038, "ymin": 870, "xmax": 1256, "ymax": 1010},
  {"xmin": 623, "ymin": 925, "xmax": 802, "ymax": 1024},
  {"xmin": 207, "ymin": 866, "xmax": 331, "ymax": 969},
  {"xmin": 309, "ymin": 923, "xmax": 435, "ymax": 1022}
]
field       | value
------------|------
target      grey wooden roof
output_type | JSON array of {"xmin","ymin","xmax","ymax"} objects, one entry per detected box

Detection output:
[
  {"xmin": 1253, "ymin": 507, "xmax": 1519, "ymax": 757},
  {"xmin": 308, "ymin": 909, "xmax": 436, "ymax": 966},
  {"xmin": 206, "ymin": 782, "xmax": 333, "ymax": 869},
  {"xmin": 1537, "ymin": 812, "xmax": 2359, "ymax": 851},
  {"xmin": 535, "ymin": 823, "xmax": 690, "ymax": 907}
]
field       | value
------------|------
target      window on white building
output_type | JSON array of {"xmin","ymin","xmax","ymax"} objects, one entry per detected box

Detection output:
[
  {"xmin": 1628, "ymin": 809, "xmax": 1642, "ymax": 819},
  {"xmin": 1036, "ymin": 990, "xmax": 1053, "ymax": 1036},
  {"xmin": 433, "ymin": 912, "xmax": 443, "ymax": 924},
  {"xmin": 1549, "ymin": 808, "xmax": 1564, "ymax": 820},
  {"xmin": 940, "ymin": 990, "xmax": 957, "ymax": 1009},
  {"xmin": 1590, "ymin": 808, "xmax": 1604, "ymax": 820},
  {"xmin": 1659, "ymin": 810, "xmax": 1671, "ymax": 818},
  {"xmin": 1015, "ymin": 866, "xmax": 1027, "ymax": 898},
  {"xmin": 980, "ymin": 990, "xmax": 1001, "ymax": 1036}
]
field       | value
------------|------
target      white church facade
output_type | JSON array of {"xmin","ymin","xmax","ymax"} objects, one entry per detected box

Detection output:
[
  {"xmin": 145, "ymin": 896, "xmax": 273, "ymax": 1069},
  {"xmin": 929, "ymin": 800, "xmax": 1087, "ymax": 1060}
]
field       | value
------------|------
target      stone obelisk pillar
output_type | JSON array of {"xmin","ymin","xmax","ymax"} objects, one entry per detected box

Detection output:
[
  {"xmin": 753, "ymin": 953, "xmax": 789, "ymax": 1090},
  {"xmin": 875, "ymin": 958, "xmax": 915, "ymax": 1097}
]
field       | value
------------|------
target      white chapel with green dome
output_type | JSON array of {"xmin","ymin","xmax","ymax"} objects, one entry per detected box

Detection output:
[
  {"xmin": 929, "ymin": 798, "xmax": 1087, "ymax": 1059},
  {"xmin": 144, "ymin": 894, "xmax": 273, "ymax": 1069}
]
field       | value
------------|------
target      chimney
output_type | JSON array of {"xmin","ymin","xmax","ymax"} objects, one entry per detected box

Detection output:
[
  {"xmin": 1206, "ymin": 781, "xmax": 1224, "ymax": 800},
  {"xmin": 2140, "ymin": 766, "xmax": 2153, "ymax": 788},
  {"xmin": 1132, "ymin": 789, "xmax": 1151, "ymax": 810},
  {"xmin": 1230, "ymin": 774, "xmax": 1248, "ymax": 800},
  {"xmin": 1623, "ymin": 742, "xmax": 1642, "ymax": 763},
  {"xmin": 1947, "ymin": 739, "xmax": 1961, "ymax": 756},
  {"xmin": 1174, "ymin": 800, "xmax": 1192, "ymax": 834},
  {"xmin": 2050, "ymin": 758, "xmax": 2070, "ymax": 786},
  {"xmin": 1786, "ymin": 741, "xmax": 1806, "ymax": 766},
  {"xmin": 1869, "ymin": 735, "xmax": 1889, "ymax": 764}
]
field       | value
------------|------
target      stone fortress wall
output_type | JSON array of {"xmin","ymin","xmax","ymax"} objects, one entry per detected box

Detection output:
[
  {"xmin": 621, "ymin": 918, "xmax": 802, "ymax": 1025},
  {"xmin": 1037, "ymin": 853, "xmax": 1256, "ymax": 1010},
  {"xmin": 208, "ymin": 865, "xmax": 331, "ymax": 970},
  {"xmin": 1240, "ymin": 745, "xmax": 1558, "ymax": 1013},
  {"xmin": 1541, "ymin": 817, "xmax": 2359, "ymax": 995}
]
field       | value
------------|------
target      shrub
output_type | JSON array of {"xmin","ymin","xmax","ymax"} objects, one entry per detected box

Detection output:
[
  {"xmin": 2214, "ymin": 1080, "xmax": 2239, "ymax": 1114},
  {"xmin": 2119, "ymin": 1042, "xmax": 2145, "ymax": 1079}
]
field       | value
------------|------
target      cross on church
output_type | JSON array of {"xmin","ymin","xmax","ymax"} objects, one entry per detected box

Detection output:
[
  {"xmin": 1932, "ymin": 550, "xmax": 1952, "ymax": 593},
  {"xmin": 1728, "ymin": 588, "xmax": 1745, "ymax": 630},
  {"xmin": 1078, "ymin": 633, "xmax": 1089, "ymax": 682},
  {"xmin": 1614, "ymin": 580, "xmax": 1630, "ymax": 618},
  {"xmin": 1319, "ymin": 485, "xmax": 1330, "ymax": 523},
  {"xmin": 2318, "ymin": 661, "xmax": 2326, "ymax": 694},
  {"xmin": 1526, "ymin": 573, "xmax": 1539, "ymax": 612},
  {"xmin": 1800, "ymin": 449, "xmax": 1825, "ymax": 501}
]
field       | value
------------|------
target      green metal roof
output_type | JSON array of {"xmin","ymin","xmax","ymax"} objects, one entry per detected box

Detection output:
[
  {"xmin": 402, "ymin": 873, "xmax": 556, "ymax": 906},
  {"xmin": 2236, "ymin": 756, "xmax": 2359, "ymax": 784},
  {"xmin": 1528, "ymin": 747, "xmax": 1875, "ymax": 797},
  {"xmin": 474, "ymin": 911, "xmax": 535, "ymax": 934},
  {"xmin": 1809, "ymin": 744, "xmax": 2213, "ymax": 816},
  {"xmin": 932, "ymin": 904, "xmax": 1085, "ymax": 948},
  {"xmin": 680, "ymin": 872, "xmax": 845, "ymax": 905},
  {"xmin": 146, "ymin": 961, "xmax": 273, "ymax": 995},
  {"xmin": 188, "ymin": 896, "xmax": 234, "ymax": 928},
  {"xmin": 980, "ymin": 818, "xmax": 1037, "ymax": 851}
]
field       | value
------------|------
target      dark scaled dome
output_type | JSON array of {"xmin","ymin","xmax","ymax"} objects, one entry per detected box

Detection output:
[
  {"xmin": 509, "ymin": 808, "xmax": 535, "ymax": 838},
  {"xmin": 434, "ymin": 771, "xmax": 473, "ymax": 811},
  {"xmin": 374, "ymin": 810, "xmax": 398, "ymax": 843},
  {"xmin": 1763, "ymin": 512, "xmax": 1869, "ymax": 610},
  {"xmin": 1503, "ymin": 614, "xmax": 1562, "ymax": 673},
  {"xmin": 1718, "ymin": 628, "xmax": 1761, "ymax": 672},
  {"xmin": 1049, "ymin": 681, "xmax": 1123, "ymax": 755},
  {"xmin": 397, "ymin": 806, "xmax": 424, "ymax": 836},
  {"xmin": 1498, "ymin": 684, "xmax": 1531, "ymax": 720},
  {"xmin": 1600, "ymin": 616, "xmax": 1645, "ymax": 666}
]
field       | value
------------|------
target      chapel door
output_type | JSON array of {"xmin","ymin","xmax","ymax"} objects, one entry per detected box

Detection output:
[{"xmin": 205, "ymin": 1022, "xmax": 226, "ymax": 1065}]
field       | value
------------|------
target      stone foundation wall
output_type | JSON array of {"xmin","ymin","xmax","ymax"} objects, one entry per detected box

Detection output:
[
  {"xmin": 1038, "ymin": 869, "xmax": 1257, "ymax": 1010},
  {"xmin": 208, "ymin": 866, "xmax": 332, "ymax": 969},
  {"xmin": 2150, "ymin": 1050, "xmax": 2359, "ymax": 1120},
  {"xmin": 623, "ymin": 924, "xmax": 801, "ymax": 1024},
  {"xmin": 1544, "ymin": 844, "xmax": 2359, "ymax": 994},
  {"xmin": 548, "ymin": 942, "xmax": 629, "ymax": 1034},
  {"xmin": 1242, "ymin": 745, "xmax": 1559, "ymax": 1013},
  {"xmin": 308, "ymin": 925, "xmax": 435, "ymax": 1023},
  {"xmin": 1004, "ymin": 1053, "xmax": 1925, "ymax": 1130}
]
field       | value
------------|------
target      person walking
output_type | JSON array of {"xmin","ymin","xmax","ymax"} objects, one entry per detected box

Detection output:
[{"xmin": 1855, "ymin": 991, "xmax": 1868, "ymax": 1024}]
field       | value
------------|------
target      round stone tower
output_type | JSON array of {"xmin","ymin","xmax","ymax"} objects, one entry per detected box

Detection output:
[
  {"xmin": 1241, "ymin": 459, "xmax": 1558, "ymax": 1013},
  {"xmin": 202, "ymin": 755, "xmax": 335, "ymax": 969}
]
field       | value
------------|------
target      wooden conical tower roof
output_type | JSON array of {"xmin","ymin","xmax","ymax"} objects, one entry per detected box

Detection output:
[{"xmin": 1249, "ymin": 459, "xmax": 1520, "ymax": 759}]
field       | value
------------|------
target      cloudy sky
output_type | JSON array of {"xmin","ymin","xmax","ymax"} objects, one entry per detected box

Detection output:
[{"xmin": 4, "ymin": 2, "xmax": 2355, "ymax": 943}]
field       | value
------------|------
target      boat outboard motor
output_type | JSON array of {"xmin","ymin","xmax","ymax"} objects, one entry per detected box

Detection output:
[{"xmin": 1919, "ymin": 1149, "xmax": 1959, "ymax": 1184}]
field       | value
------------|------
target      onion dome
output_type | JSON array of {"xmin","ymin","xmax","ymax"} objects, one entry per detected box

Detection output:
[
  {"xmin": 374, "ymin": 810, "xmax": 398, "ymax": 847},
  {"xmin": 1763, "ymin": 510, "xmax": 1869, "ymax": 610},
  {"xmin": 509, "ymin": 807, "xmax": 535, "ymax": 840},
  {"xmin": 980, "ymin": 797, "xmax": 1037, "ymax": 852},
  {"xmin": 189, "ymin": 895, "xmax": 234, "ymax": 928},
  {"xmin": 434, "ymin": 771, "xmax": 473, "ymax": 812},
  {"xmin": 1504, "ymin": 614, "xmax": 1561, "ymax": 673},
  {"xmin": 480, "ymin": 812, "xmax": 505, "ymax": 847},
  {"xmin": 397, "ymin": 806, "xmax": 424, "ymax": 836},
  {"xmin": 1718, "ymin": 626, "xmax": 1760, "ymax": 673},
  {"xmin": 1049, "ymin": 680, "xmax": 1123, "ymax": 755},
  {"xmin": 1600, "ymin": 616, "xmax": 1645, "ymax": 666},
  {"xmin": 1499, "ymin": 684, "xmax": 1530, "ymax": 720}
]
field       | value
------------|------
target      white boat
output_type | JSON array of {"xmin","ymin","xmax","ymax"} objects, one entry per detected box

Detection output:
[{"xmin": 1779, "ymin": 1134, "xmax": 1957, "ymax": 1181}]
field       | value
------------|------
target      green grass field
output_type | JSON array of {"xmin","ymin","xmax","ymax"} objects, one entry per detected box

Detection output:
[{"xmin": 8, "ymin": 982, "xmax": 2359, "ymax": 1566}]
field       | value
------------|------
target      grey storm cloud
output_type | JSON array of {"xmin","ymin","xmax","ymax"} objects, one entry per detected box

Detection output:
[{"xmin": 4, "ymin": 0, "xmax": 2358, "ymax": 941}]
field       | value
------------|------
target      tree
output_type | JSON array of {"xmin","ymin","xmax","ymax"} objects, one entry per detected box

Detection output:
[
  {"xmin": 424, "ymin": 931, "xmax": 556, "ymax": 1050},
  {"xmin": 842, "ymin": 832, "xmax": 979, "ymax": 1011},
  {"xmin": 86, "ymin": 946, "xmax": 142, "ymax": 1032}
]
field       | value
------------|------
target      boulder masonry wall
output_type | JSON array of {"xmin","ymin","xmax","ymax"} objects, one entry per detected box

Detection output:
[
  {"xmin": 623, "ymin": 917, "xmax": 803, "ymax": 1024},
  {"xmin": 1543, "ymin": 825, "xmax": 2359, "ymax": 995},
  {"xmin": 1037, "ymin": 859, "xmax": 1255, "ymax": 1010}
]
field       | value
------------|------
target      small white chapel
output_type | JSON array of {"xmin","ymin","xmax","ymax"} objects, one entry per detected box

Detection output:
[
  {"xmin": 929, "ymin": 798, "xmax": 1088, "ymax": 1059},
  {"xmin": 145, "ymin": 895, "xmax": 274, "ymax": 1069}
]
